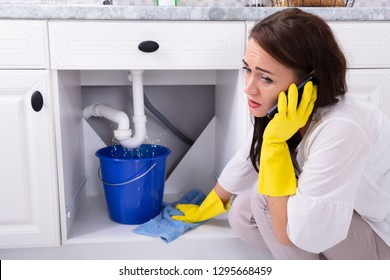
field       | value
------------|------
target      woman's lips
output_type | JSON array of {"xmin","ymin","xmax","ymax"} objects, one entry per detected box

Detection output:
[{"xmin": 248, "ymin": 99, "xmax": 261, "ymax": 109}]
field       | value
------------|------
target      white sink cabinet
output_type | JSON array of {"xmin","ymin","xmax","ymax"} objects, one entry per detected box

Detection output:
[
  {"xmin": 329, "ymin": 21, "xmax": 390, "ymax": 118},
  {"xmin": 1, "ymin": 18, "xmax": 390, "ymax": 260}
]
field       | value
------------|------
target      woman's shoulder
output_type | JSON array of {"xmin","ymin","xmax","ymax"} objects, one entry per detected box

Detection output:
[
  {"xmin": 308, "ymin": 94, "xmax": 388, "ymax": 146},
  {"xmin": 315, "ymin": 94, "xmax": 382, "ymax": 126}
]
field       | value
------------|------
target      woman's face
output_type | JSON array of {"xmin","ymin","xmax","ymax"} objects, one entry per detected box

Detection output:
[{"xmin": 243, "ymin": 38, "xmax": 297, "ymax": 118}]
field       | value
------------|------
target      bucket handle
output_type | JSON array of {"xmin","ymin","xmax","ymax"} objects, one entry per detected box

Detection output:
[{"xmin": 98, "ymin": 162, "xmax": 156, "ymax": 186}]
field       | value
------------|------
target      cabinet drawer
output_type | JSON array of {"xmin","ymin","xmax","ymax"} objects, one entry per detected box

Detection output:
[
  {"xmin": 330, "ymin": 22, "xmax": 390, "ymax": 68},
  {"xmin": 0, "ymin": 20, "xmax": 49, "ymax": 69},
  {"xmin": 48, "ymin": 21, "xmax": 245, "ymax": 70}
]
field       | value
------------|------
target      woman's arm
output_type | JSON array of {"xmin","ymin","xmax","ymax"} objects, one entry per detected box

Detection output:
[
  {"xmin": 268, "ymin": 196, "xmax": 291, "ymax": 245},
  {"xmin": 214, "ymin": 182, "xmax": 232, "ymax": 204},
  {"xmin": 258, "ymin": 83, "xmax": 317, "ymax": 245}
]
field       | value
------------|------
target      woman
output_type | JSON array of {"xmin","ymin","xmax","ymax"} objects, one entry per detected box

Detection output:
[{"xmin": 173, "ymin": 8, "xmax": 390, "ymax": 260}]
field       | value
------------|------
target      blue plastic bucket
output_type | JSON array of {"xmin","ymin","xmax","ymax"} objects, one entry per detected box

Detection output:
[{"xmin": 96, "ymin": 144, "xmax": 171, "ymax": 224}]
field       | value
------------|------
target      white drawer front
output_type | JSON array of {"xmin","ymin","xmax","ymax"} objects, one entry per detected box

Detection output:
[
  {"xmin": 0, "ymin": 20, "xmax": 49, "ymax": 69},
  {"xmin": 330, "ymin": 22, "xmax": 390, "ymax": 69},
  {"xmin": 49, "ymin": 21, "xmax": 245, "ymax": 70}
]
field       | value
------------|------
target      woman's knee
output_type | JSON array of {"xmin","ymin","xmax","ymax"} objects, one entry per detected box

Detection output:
[
  {"xmin": 250, "ymin": 187, "xmax": 269, "ymax": 216},
  {"xmin": 228, "ymin": 191, "xmax": 270, "ymax": 251}
]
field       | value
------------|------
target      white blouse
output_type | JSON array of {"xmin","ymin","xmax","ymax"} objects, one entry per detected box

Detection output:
[{"xmin": 218, "ymin": 95, "xmax": 390, "ymax": 253}]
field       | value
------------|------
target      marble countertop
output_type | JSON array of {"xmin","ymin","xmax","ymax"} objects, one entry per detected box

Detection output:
[{"xmin": 0, "ymin": 4, "xmax": 389, "ymax": 21}]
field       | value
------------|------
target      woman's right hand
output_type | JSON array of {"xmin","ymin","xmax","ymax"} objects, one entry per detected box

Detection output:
[
  {"xmin": 172, "ymin": 184, "xmax": 231, "ymax": 223},
  {"xmin": 264, "ymin": 81, "xmax": 317, "ymax": 144}
]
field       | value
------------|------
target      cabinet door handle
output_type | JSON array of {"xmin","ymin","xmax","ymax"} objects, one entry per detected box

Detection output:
[
  {"xmin": 138, "ymin": 40, "xmax": 159, "ymax": 53},
  {"xmin": 31, "ymin": 91, "xmax": 44, "ymax": 112}
]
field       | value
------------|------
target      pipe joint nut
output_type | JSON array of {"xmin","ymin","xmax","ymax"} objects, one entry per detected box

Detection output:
[
  {"xmin": 133, "ymin": 115, "xmax": 147, "ymax": 123},
  {"xmin": 114, "ymin": 129, "xmax": 132, "ymax": 141}
]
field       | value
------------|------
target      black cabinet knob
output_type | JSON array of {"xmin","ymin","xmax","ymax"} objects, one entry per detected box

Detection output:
[
  {"xmin": 31, "ymin": 91, "xmax": 43, "ymax": 112},
  {"xmin": 138, "ymin": 41, "xmax": 159, "ymax": 53}
]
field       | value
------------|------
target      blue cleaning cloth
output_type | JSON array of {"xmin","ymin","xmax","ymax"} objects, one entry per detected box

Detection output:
[{"xmin": 132, "ymin": 189, "xmax": 206, "ymax": 243}]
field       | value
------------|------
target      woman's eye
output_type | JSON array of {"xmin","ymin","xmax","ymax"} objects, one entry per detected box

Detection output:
[
  {"xmin": 242, "ymin": 66, "xmax": 273, "ymax": 84},
  {"xmin": 261, "ymin": 75, "xmax": 273, "ymax": 84},
  {"xmin": 242, "ymin": 66, "xmax": 251, "ymax": 73}
]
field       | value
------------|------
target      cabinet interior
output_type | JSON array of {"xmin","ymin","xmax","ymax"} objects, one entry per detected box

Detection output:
[{"xmin": 53, "ymin": 69, "xmax": 250, "ymax": 244}]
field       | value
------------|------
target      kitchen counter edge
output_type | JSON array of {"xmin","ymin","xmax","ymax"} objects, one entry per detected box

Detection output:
[{"xmin": 0, "ymin": 5, "xmax": 389, "ymax": 21}]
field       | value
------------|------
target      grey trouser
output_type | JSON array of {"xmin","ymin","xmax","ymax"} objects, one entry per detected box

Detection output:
[{"xmin": 228, "ymin": 186, "xmax": 390, "ymax": 260}]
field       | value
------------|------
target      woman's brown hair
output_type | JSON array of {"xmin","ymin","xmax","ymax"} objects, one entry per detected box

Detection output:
[{"xmin": 249, "ymin": 8, "xmax": 347, "ymax": 172}]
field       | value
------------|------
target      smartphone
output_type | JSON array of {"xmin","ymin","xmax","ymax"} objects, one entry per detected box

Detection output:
[{"xmin": 266, "ymin": 76, "xmax": 316, "ymax": 119}]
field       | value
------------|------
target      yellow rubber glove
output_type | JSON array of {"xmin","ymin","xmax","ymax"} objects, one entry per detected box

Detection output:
[
  {"xmin": 258, "ymin": 81, "xmax": 317, "ymax": 196},
  {"xmin": 172, "ymin": 189, "xmax": 230, "ymax": 223}
]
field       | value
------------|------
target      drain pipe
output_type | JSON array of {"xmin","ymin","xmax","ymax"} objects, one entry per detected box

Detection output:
[
  {"xmin": 117, "ymin": 70, "xmax": 147, "ymax": 148},
  {"xmin": 83, "ymin": 103, "xmax": 130, "ymax": 130},
  {"xmin": 83, "ymin": 70, "xmax": 147, "ymax": 149}
]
